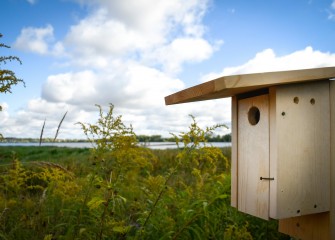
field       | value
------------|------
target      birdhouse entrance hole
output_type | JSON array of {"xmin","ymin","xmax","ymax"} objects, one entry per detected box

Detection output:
[{"xmin": 248, "ymin": 106, "xmax": 260, "ymax": 125}]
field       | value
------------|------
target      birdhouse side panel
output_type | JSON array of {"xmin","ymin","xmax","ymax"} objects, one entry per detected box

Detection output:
[
  {"xmin": 274, "ymin": 81, "xmax": 330, "ymax": 219},
  {"xmin": 330, "ymin": 80, "xmax": 335, "ymax": 239},
  {"xmin": 231, "ymin": 96, "xmax": 238, "ymax": 208}
]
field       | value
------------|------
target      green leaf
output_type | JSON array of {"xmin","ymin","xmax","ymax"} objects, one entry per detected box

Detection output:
[
  {"xmin": 43, "ymin": 235, "xmax": 53, "ymax": 240},
  {"xmin": 113, "ymin": 225, "xmax": 131, "ymax": 234},
  {"xmin": 87, "ymin": 196, "xmax": 106, "ymax": 210},
  {"xmin": 216, "ymin": 194, "xmax": 229, "ymax": 200}
]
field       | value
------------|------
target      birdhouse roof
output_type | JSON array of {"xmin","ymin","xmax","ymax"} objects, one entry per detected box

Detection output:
[{"xmin": 165, "ymin": 66, "xmax": 335, "ymax": 105}]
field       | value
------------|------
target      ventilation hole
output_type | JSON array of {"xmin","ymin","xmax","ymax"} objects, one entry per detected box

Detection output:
[
  {"xmin": 293, "ymin": 97, "xmax": 299, "ymax": 104},
  {"xmin": 297, "ymin": 210, "xmax": 300, "ymax": 214},
  {"xmin": 310, "ymin": 98, "xmax": 315, "ymax": 105},
  {"xmin": 314, "ymin": 204, "xmax": 317, "ymax": 208},
  {"xmin": 248, "ymin": 106, "xmax": 260, "ymax": 125},
  {"xmin": 281, "ymin": 111, "xmax": 286, "ymax": 116}
]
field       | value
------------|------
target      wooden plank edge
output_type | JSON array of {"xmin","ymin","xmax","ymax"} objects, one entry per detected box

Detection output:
[
  {"xmin": 165, "ymin": 67, "xmax": 335, "ymax": 105},
  {"xmin": 221, "ymin": 66, "xmax": 335, "ymax": 90},
  {"xmin": 231, "ymin": 96, "xmax": 238, "ymax": 208},
  {"xmin": 165, "ymin": 80, "xmax": 215, "ymax": 105},
  {"xmin": 269, "ymin": 86, "xmax": 278, "ymax": 219},
  {"xmin": 330, "ymin": 81, "xmax": 335, "ymax": 240}
]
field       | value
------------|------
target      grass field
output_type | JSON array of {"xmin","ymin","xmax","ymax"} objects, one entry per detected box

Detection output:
[{"xmin": 0, "ymin": 146, "xmax": 91, "ymax": 163}]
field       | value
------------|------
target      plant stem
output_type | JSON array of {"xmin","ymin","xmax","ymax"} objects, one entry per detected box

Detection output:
[
  {"xmin": 141, "ymin": 168, "xmax": 177, "ymax": 232},
  {"xmin": 39, "ymin": 118, "xmax": 46, "ymax": 146},
  {"xmin": 54, "ymin": 111, "xmax": 67, "ymax": 142},
  {"xmin": 98, "ymin": 190, "xmax": 112, "ymax": 240}
]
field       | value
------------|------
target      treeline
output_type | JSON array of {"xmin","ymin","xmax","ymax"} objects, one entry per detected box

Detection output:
[
  {"xmin": 137, "ymin": 133, "xmax": 231, "ymax": 142},
  {"xmin": 1, "ymin": 137, "xmax": 88, "ymax": 143},
  {"xmin": 207, "ymin": 133, "xmax": 231, "ymax": 142},
  {"xmin": 2, "ymin": 134, "xmax": 232, "ymax": 143}
]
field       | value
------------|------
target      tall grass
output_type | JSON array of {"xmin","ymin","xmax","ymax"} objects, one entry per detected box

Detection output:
[
  {"xmin": 53, "ymin": 111, "xmax": 67, "ymax": 142},
  {"xmin": 39, "ymin": 118, "xmax": 46, "ymax": 146},
  {"xmin": 38, "ymin": 111, "xmax": 68, "ymax": 146}
]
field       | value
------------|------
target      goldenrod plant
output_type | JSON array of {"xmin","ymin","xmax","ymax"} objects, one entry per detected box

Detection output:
[
  {"xmin": 0, "ymin": 33, "xmax": 24, "ymax": 94},
  {"xmin": 0, "ymin": 104, "xmax": 290, "ymax": 239},
  {"xmin": 0, "ymin": 33, "xmax": 24, "ymax": 140}
]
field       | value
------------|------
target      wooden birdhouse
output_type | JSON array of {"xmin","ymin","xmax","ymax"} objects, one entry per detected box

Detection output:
[{"xmin": 165, "ymin": 67, "xmax": 335, "ymax": 240}]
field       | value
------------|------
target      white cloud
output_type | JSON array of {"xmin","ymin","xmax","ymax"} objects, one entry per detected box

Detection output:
[
  {"xmin": 42, "ymin": 71, "xmax": 98, "ymax": 104},
  {"xmin": 0, "ymin": 103, "xmax": 9, "ymax": 123},
  {"xmin": 201, "ymin": 47, "xmax": 335, "ymax": 82},
  {"xmin": 328, "ymin": 1, "xmax": 335, "ymax": 19},
  {"xmin": 65, "ymin": 10, "xmax": 158, "ymax": 58},
  {"xmin": 41, "ymin": 62, "xmax": 184, "ymax": 109},
  {"xmin": 14, "ymin": 25, "xmax": 52, "ymax": 54},
  {"xmin": 74, "ymin": 0, "xmax": 207, "ymax": 36},
  {"xmin": 14, "ymin": 25, "xmax": 64, "ymax": 56},
  {"xmin": 147, "ymin": 37, "xmax": 219, "ymax": 74},
  {"xmin": 64, "ymin": 0, "xmax": 211, "ymax": 70}
]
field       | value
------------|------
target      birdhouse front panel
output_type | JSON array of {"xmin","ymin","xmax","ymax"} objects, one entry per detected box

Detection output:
[{"xmin": 237, "ymin": 94, "xmax": 270, "ymax": 220}]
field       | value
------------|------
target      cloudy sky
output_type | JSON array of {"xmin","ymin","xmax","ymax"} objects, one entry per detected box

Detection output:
[{"xmin": 1, "ymin": 0, "xmax": 335, "ymax": 139}]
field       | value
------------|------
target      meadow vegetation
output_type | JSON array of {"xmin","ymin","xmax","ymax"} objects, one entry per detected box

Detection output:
[{"xmin": 0, "ymin": 104, "xmax": 290, "ymax": 240}]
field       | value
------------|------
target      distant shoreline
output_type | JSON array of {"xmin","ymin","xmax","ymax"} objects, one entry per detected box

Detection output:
[
  {"xmin": 0, "ymin": 141, "xmax": 232, "ymax": 149},
  {"xmin": 1, "ymin": 134, "xmax": 232, "ymax": 144}
]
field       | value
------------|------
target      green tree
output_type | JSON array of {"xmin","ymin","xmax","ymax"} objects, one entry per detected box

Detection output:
[{"xmin": 0, "ymin": 33, "xmax": 24, "ymax": 139}]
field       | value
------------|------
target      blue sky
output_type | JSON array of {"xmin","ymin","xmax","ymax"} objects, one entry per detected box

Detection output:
[{"xmin": 1, "ymin": 0, "xmax": 335, "ymax": 139}]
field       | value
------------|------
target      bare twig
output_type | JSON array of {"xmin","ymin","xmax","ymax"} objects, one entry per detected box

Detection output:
[
  {"xmin": 0, "ymin": 207, "xmax": 9, "ymax": 221},
  {"xmin": 54, "ymin": 111, "xmax": 67, "ymax": 142},
  {"xmin": 39, "ymin": 118, "xmax": 46, "ymax": 146},
  {"xmin": 32, "ymin": 161, "xmax": 73, "ymax": 176}
]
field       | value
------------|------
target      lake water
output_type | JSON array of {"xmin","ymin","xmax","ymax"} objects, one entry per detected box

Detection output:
[{"xmin": 0, "ymin": 142, "xmax": 231, "ymax": 149}]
